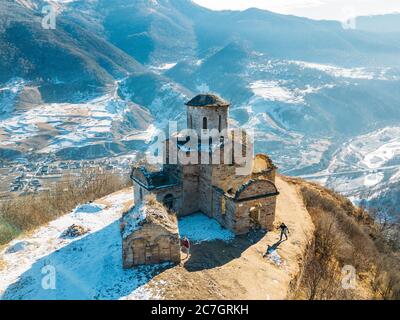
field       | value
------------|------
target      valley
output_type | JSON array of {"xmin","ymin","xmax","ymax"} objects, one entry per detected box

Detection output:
[{"xmin": 0, "ymin": 0, "xmax": 399, "ymax": 215}]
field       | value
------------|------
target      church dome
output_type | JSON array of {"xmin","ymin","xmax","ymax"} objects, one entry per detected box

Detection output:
[{"xmin": 185, "ymin": 94, "xmax": 230, "ymax": 107}]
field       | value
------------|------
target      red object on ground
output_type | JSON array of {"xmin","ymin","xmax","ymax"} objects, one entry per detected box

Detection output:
[{"xmin": 181, "ymin": 238, "xmax": 190, "ymax": 249}]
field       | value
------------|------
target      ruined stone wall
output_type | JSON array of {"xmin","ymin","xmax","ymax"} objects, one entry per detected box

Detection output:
[
  {"xmin": 133, "ymin": 181, "xmax": 182, "ymax": 213},
  {"xmin": 210, "ymin": 177, "xmax": 279, "ymax": 234},
  {"xmin": 211, "ymin": 164, "xmax": 249, "ymax": 193},
  {"xmin": 198, "ymin": 164, "xmax": 213, "ymax": 216},
  {"xmin": 163, "ymin": 163, "xmax": 182, "ymax": 182},
  {"xmin": 210, "ymin": 143, "xmax": 263, "ymax": 194},
  {"xmin": 123, "ymin": 224, "xmax": 180, "ymax": 268},
  {"xmin": 179, "ymin": 164, "xmax": 200, "ymax": 216},
  {"xmin": 259, "ymin": 196, "xmax": 276, "ymax": 230},
  {"xmin": 233, "ymin": 179, "xmax": 277, "ymax": 231},
  {"xmin": 133, "ymin": 181, "xmax": 151, "ymax": 206},
  {"xmin": 252, "ymin": 168, "xmax": 276, "ymax": 184},
  {"xmin": 152, "ymin": 185, "xmax": 183, "ymax": 214},
  {"xmin": 232, "ymin": 196, "xmax": 277, "ymax": 233},
  {"xmin": 236, "ymin": 180, "xmax": 277, "ymax": 200},
  {"xmin": 208, "ymin": 190, "xmax": 276, "ymax": 235},
  {"xmin": 210, "ymin": 188, "xmax": 236, "ymax": 232},
  {"xmin": 228, "ymin": 200, "xmax": 251, "ymax": 234}
]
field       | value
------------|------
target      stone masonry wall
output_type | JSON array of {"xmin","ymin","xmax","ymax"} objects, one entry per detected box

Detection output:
[
  {"xmin": 187, "ymin": 105, "xmax": 228, "ymax": 137},
  {"xmin": 133, "ymin": 181, "xmax": 151, "ymax": 206},
  {"xmin": 210, "ymin": 188, "xmax": 236, "ymax": 231},
  {"xmin": 152, "ymin": 185, "xmax": 183, "ymax": 214},
  {"xmin": 211, "ymin": 163, "xmax": 249, "ymax": 193},
  {"xmin": 181, "ymin": 164, "xmax": 200, "ymax": 215},
  {"xmin": 133, "ymin": 181, "xmax": 182, "ymax": 213},
  {"xmin": 198, "ymin": 164, "xmax": 213, "ymax": 216},
  {"xmin": 233, "ymin": 196, "xmax": 277, "ymax": 233},
  {"xmin": 123, "ymin": 224, "xmax": 180, "ymax": 268}
]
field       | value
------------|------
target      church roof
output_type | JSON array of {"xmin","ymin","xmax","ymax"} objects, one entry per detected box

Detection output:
[
  {"xmin": 131, "ymin": 166, "xmax": 178, "ymax": 190},
  {"xmin": 185, "ymin": 94, "xmax": 230, "ymax": 108}
]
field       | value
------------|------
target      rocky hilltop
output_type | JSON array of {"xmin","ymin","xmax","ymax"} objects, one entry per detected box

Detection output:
[{"xmin": 1, "ymin": 174, "xmax": 398, "ymax": 300}]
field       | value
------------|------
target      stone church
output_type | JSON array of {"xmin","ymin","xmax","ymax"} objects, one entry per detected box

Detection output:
[{"xmin": 130, "ymin": 94, "xmax": 279, "ymax": 236}]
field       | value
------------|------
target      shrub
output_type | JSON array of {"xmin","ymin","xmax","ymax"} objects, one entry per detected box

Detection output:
[
  {"xmin": 0, "ymin": 167, "xmax": 130, "ymax": 245},
  {"xmin": 295, "ymin": 180, "xmax": 400, "ymax": 300}
]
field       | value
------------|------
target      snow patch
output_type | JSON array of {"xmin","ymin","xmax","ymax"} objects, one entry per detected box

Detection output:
[
  {"xmin": 5, "ymin": 241, "xmax": 32, "ymax": 254},
  {"xmin": 265, "ymin": 249, "xmax": 283, "ymax": 266},
  {"xmin": 0, "ymin": 78, "xmax": 26, "ymax": 118},
  {"xmin": 250, "ymin": 80, "xmax": 302, "ymax": 104},
  {"xmin": 178, "ymin": 213, "xmax": 234, "ymax": 243},
  {"xmin": 249, "ymin": 80, "xmax": 334, "ymax": 104},
  {"xmin": 291, "ymin": 61, "xmax": 397, "ymax": 80},
  {"xmin": 150, "ymin": 63, "xmax": 177, "ymax": 73},
  {"xmin": 73, "ymin": 203, "xmax": 106, "ymax": 214},
  {"xmin": 196, "ymin": 83, "xmax": 210, "ymax": 93},
  {"xmin": 121, "ymin": 205, "xmax": 148, "ymax": 239},
  {"xmin": 364, "ymin": 172, "xmax": 384, "ymax": 187}
]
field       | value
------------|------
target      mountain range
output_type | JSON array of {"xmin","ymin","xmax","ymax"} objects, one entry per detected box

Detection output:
[{"xmin": 1, "ymin": 0, "xmax": 400, "ymax": 213}]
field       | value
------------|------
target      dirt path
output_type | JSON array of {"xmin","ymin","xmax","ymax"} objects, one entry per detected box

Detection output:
[{"xmin": 143, "ymin": 176, "xmax": 315, "ymax": 300}]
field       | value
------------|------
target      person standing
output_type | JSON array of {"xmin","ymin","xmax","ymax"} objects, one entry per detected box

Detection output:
[
  {"xmin": 181, "ymin": 236, "xmax": 191, "ymax": 259},
  {"xmin": 278, "ymin": 223, "xmax": 290, "ymax": 241}
]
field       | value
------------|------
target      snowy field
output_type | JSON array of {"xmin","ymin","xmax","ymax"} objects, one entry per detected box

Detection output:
[
  {"xmin": 0, "ymin": 78, "xmax": 156, "ymax": 156},
  {"xmin": 290, "ymin": 61, "xmax": 399, "ymax": 81},
  {"xmin": 249, "ymin": 80, "xmax": 334, "ymax": 105},
  {"xmin": 0, "ymin": 191, "xmax": 234, "ymax": 300},
  {"xmin": 0, "ymin": 93, "xmax": 127, "ymax": 150},
  {"xmin": 178, "ymin": 213, "xmax": 234, "ymax": 243},
  {"xmin": 306, "ymin": 127, "xmax": 400, "ymax": 203}
]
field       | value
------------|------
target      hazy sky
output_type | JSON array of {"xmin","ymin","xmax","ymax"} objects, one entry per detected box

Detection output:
[{"xmin": 193, "ymin": 0, "xmax": 400, "ymax": 21}]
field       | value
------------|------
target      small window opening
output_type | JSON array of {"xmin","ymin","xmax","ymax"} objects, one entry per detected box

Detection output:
[
  {"xmin": 203, "ymin": 117, "xmax": 208, "ymax": 130},
  {"xmin": 221, "ymin": 197, "xmax": 226, "ymax": 215}
]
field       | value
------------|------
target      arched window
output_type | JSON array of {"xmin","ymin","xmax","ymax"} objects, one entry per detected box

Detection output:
[
  {"xmin": 221, "ymin": 197, "xmax": 226, "ymax": 215},
  {"xmin": 189, "ymin": 115, "xmax": 193, "ymax": 129},
  {"xmin": 218, "ymin": 115, "xmax": 222, "ymax": 132},
  {"xmin": 202, "ymin": 117, "xmax": 207, "ymax": 130},
  {"xmin": 163, "ymin": 194, "xmax": 174, "ymax": 210},
  {"xmin": 139, "ymin": 188, "xmax": 143, "ymax": 202}
]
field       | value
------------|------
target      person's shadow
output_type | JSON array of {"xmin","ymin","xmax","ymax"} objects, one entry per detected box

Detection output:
[
  {"xmin": 264, "ymin": 239, "xmax": 285, "ymax": 256},
  {"xmin": 183, "ymin": 229, "xmax": 265, "ymax": 272}
]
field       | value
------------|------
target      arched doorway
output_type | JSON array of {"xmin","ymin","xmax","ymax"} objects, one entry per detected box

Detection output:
[
  {"xmin": 163, "ymin": 194, "xmax": 174, "ymax": 210},
  {"xmin": 249, "ymin": 202, "xmax": 263, "ymax": 229},
  {"xmin": 131, "ymin": 238, "xmax": 146, "ymax": 265}
]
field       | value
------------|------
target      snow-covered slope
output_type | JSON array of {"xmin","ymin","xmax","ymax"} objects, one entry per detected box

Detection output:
[
  {"xmin": 0, "ymin": 188, "xmax": 238, "ymax": 300},
  {"xmin": 0, "ymin": 78, "xmax": 26, "ymax": 118},
  {"xmin": 304, "ymin": 127, "xmax": 400, "ymax": 213},
  {"xmin": 0, "ymin": 84, "xmax": 154, "ymax": 159},
  {"xmin": 0, "ymin": 189, "xmax": 169, "ymax": 300}
]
